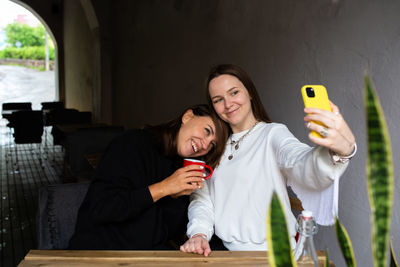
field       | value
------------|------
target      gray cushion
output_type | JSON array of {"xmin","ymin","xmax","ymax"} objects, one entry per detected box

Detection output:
[{"xmin": 36, "ymin": 182, "xmax": 90, "ymax": 249}]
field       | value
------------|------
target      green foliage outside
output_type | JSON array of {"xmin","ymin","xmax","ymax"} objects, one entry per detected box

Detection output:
[
  {"xmin": 5, "ymin": 22, "xmax": 45, "ymax": 47},
  {"xmin": 0, "ymin": 46, "xmax": 54, "ymax": 60},
  {"xmin": 0, "ymin": 22, "xmax": 54, "ymax": 61}
]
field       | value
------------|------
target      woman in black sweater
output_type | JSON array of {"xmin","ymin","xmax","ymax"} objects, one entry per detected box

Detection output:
[{"xmin": 69, "ymin": 105, "xmax": 229, "ymax": 250}]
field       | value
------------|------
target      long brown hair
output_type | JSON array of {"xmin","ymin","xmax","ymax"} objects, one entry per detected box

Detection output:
[
  {"xmin": 206, "ymin": 64, "xmax": 272, "ymax": 123},
  {"xmin": 146, "ymin": 104, "xmax": 229, "ymax": 169}
]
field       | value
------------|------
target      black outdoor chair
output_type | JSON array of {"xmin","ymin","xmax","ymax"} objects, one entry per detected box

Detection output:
[
  {"xmin": 48, "ymin": 108, "xmax": 79, "ymax": 127},
  {"xmin": 50, "ymin": 109, "xmax": 92, "ymax": 146},
  {"xmin": 41, "ymin": 101, "xmax": 65, "ymax": 111},
  {"xmin": 11, "ymin": 110, "xmax": 44, "ymax": 169},
  {"xmin": 12, "ymin": 110, "xmax": 44, "ymax": 144},
  {"xmin": 36, "ymin": 182, "xmax": 90, "ymax": 249},
  {"xmin": 2, "ymin": 102, "xmax": 33, "ymax": 156},
  {"xmin": 41, "ymin": 101, "xmax": 65, "ymax": 126},
  {"xmin": 2, "ymin": 102, "xmax": 32, "ymax": 120},
  {"xmin": 41, "ymin": 101, "xmax": 65, "ymax": 156}
]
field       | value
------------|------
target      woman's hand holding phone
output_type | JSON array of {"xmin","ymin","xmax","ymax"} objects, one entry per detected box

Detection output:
[
  {"xmin": 302, "ymin": 85, "xmax": 356, "ymax": 157},
  {"xmin": 301, "ymin": 85, "xmax": 331, "ymax": 138}
]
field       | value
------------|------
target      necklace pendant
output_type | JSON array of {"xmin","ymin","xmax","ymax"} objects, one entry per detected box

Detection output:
[{"xmin": 228, "ymin": 121, "xmax": 259, "ymax": 162}]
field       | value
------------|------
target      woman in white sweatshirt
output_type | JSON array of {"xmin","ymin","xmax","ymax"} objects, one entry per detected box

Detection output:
[{"xmin": 180, "ymin": 64, "xmax": 356, "ymax": 256}]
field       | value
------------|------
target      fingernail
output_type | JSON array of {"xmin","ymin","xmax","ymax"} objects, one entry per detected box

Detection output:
[
  {"xmin": 203, "ymin": 173, "xmax": 207, "ymax": 177},
  {"xmin": 199, "ymin": 166, "xmax": 204, "ymax": 169},
  {"xmin": 202, "ymin": 178, "xmax": 205, "ymax": 182}
]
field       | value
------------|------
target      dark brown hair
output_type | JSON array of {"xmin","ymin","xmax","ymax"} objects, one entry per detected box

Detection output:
[
  {"xmin": 146, "ymin": 104, "xmax": 229, "ymax": 169},
  {"xmin": 206, "ymin": 64, "xmax": 271, "ymax": 123}
]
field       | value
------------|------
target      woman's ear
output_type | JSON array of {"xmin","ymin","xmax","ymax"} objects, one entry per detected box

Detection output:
[{"xmin": 181, "ymin": 109, "xmax": 194, "ymax": 124}]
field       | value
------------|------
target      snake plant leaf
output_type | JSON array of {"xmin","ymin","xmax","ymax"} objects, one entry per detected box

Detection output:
[
  {"xmin": 390, "ymin": 239, "xmax": 399, "ymax": 267},
  {"xmin": 365, "ymin": 74, "xmax": 394, "ymax": 267},
  {"xmin": 335, "ymin": 218, "xmax": 357, "ymax": 267},
  {"xmin": 324, "ymin": 248, "xmax": 330, "ymax": 267},
  {"xmin": 266, "ymin": 192, "xmax": 297, "ymax": 267}
]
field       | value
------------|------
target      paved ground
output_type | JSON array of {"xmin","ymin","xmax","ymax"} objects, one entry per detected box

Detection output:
[{"xmin": 0, "ymin": 65, "xmax": 56, "ymax": 110}]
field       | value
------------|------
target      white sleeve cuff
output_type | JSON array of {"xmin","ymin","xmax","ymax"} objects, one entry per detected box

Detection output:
[{"xmin": 187, "ymin": 224, "xmax": 213, "ymax": 241}]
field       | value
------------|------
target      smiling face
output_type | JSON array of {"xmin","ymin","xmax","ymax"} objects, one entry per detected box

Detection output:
[
  {"xmin": 208, "ymin": 74, "xmax": 257, "ymax": 133},
  {"xmin": 176, "ymin": 110, "xmax": 217, "ymax": 158}
]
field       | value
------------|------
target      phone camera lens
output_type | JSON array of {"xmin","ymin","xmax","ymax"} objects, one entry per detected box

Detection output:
[{"xmin": 306, "ymin": 87, "xmax": 315, "ymax": 98}]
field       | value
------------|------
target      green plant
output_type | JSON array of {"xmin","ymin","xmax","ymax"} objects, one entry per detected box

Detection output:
[
  {"xmin": 335, "ymin": 218, "xmax": 356, "ymax": 267},
  {"xmin": 0, "ymin": 46, "xmax": 55, "ymax": 60},
  {"xmin": 22, "ymin": 46, "xmax": 44, "ymax": 60},
  {"xmin": 266, "ymin": 192, "xmax": 297, "ymax": 267},
  {"xmin": 324, "ymin": 249, "xmax": 330, "ymax": 267},
  {"xmin": 266, "ymin": 74, "xmax": 398, "ymax": 267},
  {"xmin": 365, "ymin": 74, "xmax": 394, "ymax": 267},
  {"xmin": 334, "ymin": 74, "xmax": 397, "ymax": 267},
  {"xmin": 4, "ymin": 22, "xmax": 45, "ymax": 47},
  {"xmin": 390, "ymin": 239, "xmax": 399, "ymax": 267}
]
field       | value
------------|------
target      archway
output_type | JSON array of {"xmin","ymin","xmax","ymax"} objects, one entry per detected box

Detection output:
[{"xmin": 5, "ymin": 0, "xmax": 60, "ymax": 105}]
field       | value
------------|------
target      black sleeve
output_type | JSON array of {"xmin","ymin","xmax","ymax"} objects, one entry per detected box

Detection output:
[{"xmin": 86, "ymin": 130, "xmax": 160, "ymax": 223}]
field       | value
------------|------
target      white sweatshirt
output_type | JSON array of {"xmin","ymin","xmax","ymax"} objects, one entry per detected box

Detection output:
[{"xmin": 187, "ymin": 122, "xmax": 348, "ymax": 251}]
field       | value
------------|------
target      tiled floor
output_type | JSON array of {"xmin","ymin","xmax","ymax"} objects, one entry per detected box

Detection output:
[{"xmin": 0, "ymin": 118, "xmax": 64, "ymax": 267}]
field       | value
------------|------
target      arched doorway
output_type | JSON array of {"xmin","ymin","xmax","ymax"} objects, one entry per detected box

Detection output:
[{"xmin": 0, "ymin": 0, "xmax": 60, "ymax": 107}]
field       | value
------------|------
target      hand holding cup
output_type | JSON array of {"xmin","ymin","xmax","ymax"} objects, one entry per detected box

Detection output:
[{"xmin": 183, "ymin": 159, "xmax": 213, "ymax": 180}]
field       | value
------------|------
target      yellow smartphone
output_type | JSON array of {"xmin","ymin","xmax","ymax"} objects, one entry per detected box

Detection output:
[{"xmin": 301, "ymin": 85, "xmax": 332, "ymax": 138}]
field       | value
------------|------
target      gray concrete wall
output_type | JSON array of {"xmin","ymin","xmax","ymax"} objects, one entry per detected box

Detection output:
[
  {"xmin": 63, "ymin": 0, "xmax": 94, "ymax": 112},
  {"xmin": 109, "ymin": 1, "xmax": 400, "ymax": 266},
  {"xmin": 93, "ymin": 0, "xmax": 113, "ymax": 124}
]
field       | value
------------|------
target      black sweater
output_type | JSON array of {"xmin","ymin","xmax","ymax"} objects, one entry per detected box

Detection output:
[{"xmin": 68, "ymin": 129, "xmax": 188, "ymax": 250}]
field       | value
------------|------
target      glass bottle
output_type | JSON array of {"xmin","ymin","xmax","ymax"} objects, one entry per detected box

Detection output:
[{"xmin": 293, "ymin": 210, "xmax": 319, "ymax": 267}]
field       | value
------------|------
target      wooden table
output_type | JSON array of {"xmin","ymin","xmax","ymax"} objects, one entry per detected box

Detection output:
[
  {"xmin": 55, "ymin": 123, "xmax": 108, "ymax": 135},
  {"xmin": 1, "ymin": 109, "xmax": 32, "ymax": 120},
  {"xmin": 18, "ymin": 250, "xmax": 333, "ymax": 266},
  {"xmin": 1, "ymin": 109, "xmax": 15, "ymax": 118},
  {"xmin": 52, "ymin": 123, "xmax": 108, "ymax": 147}
]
